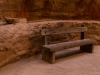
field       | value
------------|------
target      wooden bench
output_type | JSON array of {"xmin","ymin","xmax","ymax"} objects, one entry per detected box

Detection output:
[{"xmin": 41, "ymin": 25, "xmax": 96, "ymax": 64}]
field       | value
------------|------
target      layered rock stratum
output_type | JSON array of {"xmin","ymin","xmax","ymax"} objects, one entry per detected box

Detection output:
[{"xmin": 0, "ymin": 0, "xmax": 100, "ymax": 20}]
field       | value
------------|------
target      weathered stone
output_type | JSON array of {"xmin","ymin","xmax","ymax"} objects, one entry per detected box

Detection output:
[
  {"xmin": 0, "ymin": 0, "xmax": 100, "ymax": 20},
  {"xmin": 0, "ymin": 21, "xmax": 7, "ymax": 25},
  {"xmin": 0, "ymin": 20, "xmax": 100, "ymax": 68},
  {"xmin": 10, "ymin": 18, "xmax": 27, "ymax": 24}
]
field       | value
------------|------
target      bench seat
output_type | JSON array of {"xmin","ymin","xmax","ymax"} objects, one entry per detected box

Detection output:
[{"xmin": 43, "ymin": 39, "xmax": 96, "ymax": 52}]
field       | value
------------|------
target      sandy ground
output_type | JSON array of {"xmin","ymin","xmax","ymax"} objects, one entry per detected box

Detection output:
[{"xmin": 0, "ymin": 45, "xmax": 100, "ymax": 75}]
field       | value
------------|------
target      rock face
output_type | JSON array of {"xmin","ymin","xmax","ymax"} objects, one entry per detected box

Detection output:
[
  {"xmin": 0, "ymin": 0, "xmax": 100, "ymax": 20},
  {"xmin": 0, "ymin": 20, "xmax": 100, "ymax": 68}
]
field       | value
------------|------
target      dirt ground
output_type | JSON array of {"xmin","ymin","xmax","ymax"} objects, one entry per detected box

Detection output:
[{"xmin": 0, "ymin": 45, "xmax": 100, "ymax": 75}]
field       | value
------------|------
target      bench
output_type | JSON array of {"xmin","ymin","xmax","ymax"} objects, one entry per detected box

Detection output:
[{"xmin": 41, "ymin": 25, "xmax": 96, "ymax": 64}]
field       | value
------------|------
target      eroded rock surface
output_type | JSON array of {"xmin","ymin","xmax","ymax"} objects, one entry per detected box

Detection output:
[
  {"xmin": 0, "ymin": 0, "xmax": 100, "ymax": 20},
  {"xmin": 0, "ymin": 20, "xmax": 100, "ymax": 68}
]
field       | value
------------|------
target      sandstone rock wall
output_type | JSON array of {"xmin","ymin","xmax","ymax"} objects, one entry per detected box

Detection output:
[
  {"xmin": 0, "ymin": 20, "xmax": 100, "ymax": 68},
  {"xmin": 0, "ymin": 0, "xmax": 100, "ymax": 20}
]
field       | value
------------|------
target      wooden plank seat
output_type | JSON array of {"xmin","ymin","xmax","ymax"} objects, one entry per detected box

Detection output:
[
  {"xmin": 43, "ymin": 39, "xmax": 96, "ymax": 52},
  {"xmin": 41, "ymin": 25, "xmax": 96, "ymax": 64}
]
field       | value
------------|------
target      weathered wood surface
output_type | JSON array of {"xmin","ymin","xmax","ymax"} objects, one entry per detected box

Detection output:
[
  {"xmin": 41, "ymin": 27, "xmax": 87, "ymax": 36},
  {"xmin": 43, "ymin": 39, "xmax": 96, "ymax": 52},
  {"xmin": 41, "ymin": 26, "xmax": 96, "ymax": 64},
  {"xmin": 42, "ymin": 48, "xmax": 55, "ymax": 64},
  {"xmin": 81, "ymin": 24, "xmax": 86, "ymax": 39},
  {"xmin": 80, "ymin": 44, "xmax": 94, "ymax": 53}
]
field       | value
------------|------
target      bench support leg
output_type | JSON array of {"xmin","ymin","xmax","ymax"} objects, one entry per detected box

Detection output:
[
  {"xmin": 49, "ymin": 51, "xmax": 55, "ymax": 64},
  {"xmin": 42, "ymin": 49, "xmax": 55, "ymax": 64},
  {"xmin": 80, "ymin": 44, "xmax": 94, "ymax": 53},
  {"xmin": 42, "ymin": 49, "xmax": 46, "ymax": 60}
]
